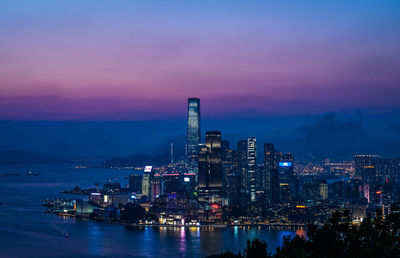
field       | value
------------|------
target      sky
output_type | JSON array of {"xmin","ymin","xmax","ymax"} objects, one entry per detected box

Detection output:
[{"xmin": 0, "ymin": 1, "xmax": 400, "ymax": 160}]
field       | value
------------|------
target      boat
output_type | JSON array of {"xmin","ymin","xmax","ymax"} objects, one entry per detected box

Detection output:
[{"xmin": 26, "ymin": 171, "xmax": 40, "ymax": 176}]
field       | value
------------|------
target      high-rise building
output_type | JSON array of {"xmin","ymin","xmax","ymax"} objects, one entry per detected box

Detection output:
[
  {"xmin": 129, "ymin": 174, "xmax": 143, "ymax": 193},
  {"xmin": 279, "ymin": 153, "xmax": 295, "ymax": 203},
  {"xmin": 170, "ymin": 142, "xmax": 174, "ymax": 164},
  {"xmin": 270, "ymin": 168, "xmax": 280, "ymax": 204},
  {"xmin": 150, "ymin": 179, "xmax": 161, "ymax": 201},
  {"xmin": 379, "ymin": 158, "xmax": 400, "ymax": 182},
  {"xmin": 355, "ymin": 155, "xmax": 380, "ymax": 184},
  {"xmin": 319, "ymin": 180, "xmax": 328, "ymax": 200},
  {"xmin": 263, "ymin": 143, "xmax": 276, "ymax": 170},
  {"xmin": 187, "ymin": 98, "xmax": 201, "ymax": 177},
  {"xmin": 237, "ymin": 140, "xmax": 248, "ymax": 191},
  {"xmin": 264, "ymin": 143, "xmax": 282, "ymax": 204},
  {"xmin": 355, "ymin": 155, "xmax": 381, "ymax": 204},
  {"xmin": 142, "ymin": 173, "xmax": 150, "ymax": 198},
  {"xmin": 221, "ymin": 140, "xmax": 230, "ymax": 160},
  {"xmin": 197, "ymin": 131, "xmax": 223, "ymax": 222},
  {"xmin": 204, "ymin": 131, "xmax": 222, "ymax": 188},
  {"xmin": 263, "ymin": 143, "xmax": 275, "ymax": 204},
  {"xmin": 142, "ymin": 167, "xmax": 152, "ymax": 198},
  {"xmin": 247, "ymin": 138, "xmax": 257, "ymax": 204},
  {"xmin": 221, "ymin": 139, "xmax": 238, "ymax": 209}
]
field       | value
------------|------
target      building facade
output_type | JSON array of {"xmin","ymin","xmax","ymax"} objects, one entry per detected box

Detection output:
[
  {"xmin": 187, "ymin": 98, "xmax": 201, "ymax": 177},
  {"xmin": 197, "ymin": 131, "xmax": 223, "ymax": 222},
  {"xmin": 247, "ymin": 138, "xmax": 257, "ymax": 204}
]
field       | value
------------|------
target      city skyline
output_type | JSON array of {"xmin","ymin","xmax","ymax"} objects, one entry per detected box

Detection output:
[{"xmin": 1, "ymin": 1, "xmax": 400, "ymax": 257}]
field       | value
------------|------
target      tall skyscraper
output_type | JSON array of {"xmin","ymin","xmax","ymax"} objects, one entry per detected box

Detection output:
[
  {"xmin": 279, "ymin": 154, "xmax": 294, "ymax": 204},
  {"xmin": 197, "ymin": 131, "xmax": 223, "ymax": 222},
  {"xmin": 264, "ymin": 143, "xmax": 282, "ymax": 204},
  {"xmin": 170, "ymin": 142, "xmax": 174, "ymax": 164},
  {"xmin": 129, "ymin": 174, "xmax": 143, "ymax": 193},
  {"xmin": 355, "ymin": 155, "xmax": 381, "ymax": 203},
  {"xmin": 142, "ymin": 173, "xmax": 151, "ymax": 198},
  {"xmin": 263, "ymin": 143, "xmax": 284, "ymax": 204},
  {"xmin": 355, "ymin": 155, "xmax": 380, "ymax": 183},
  {"xmin": 319, "ymin": 180, "xmax": 328, "ymax": 200},
  {"xmin": 237, "ymin": 140, "xmax": 248, "ymax": 211},
  {"xmin": 247, "ymin": 138, "xmax": 257, "ymax": 204},
  {"xmin": 237, "ymin": 140, "xmax": 248, "ymax": 191},
  {"xmin": 379, "ymin": 158, "xmax": 400, "ymax": 181},
  {"xmin": 221, "ymin": 140, "xmax": 234, "ymax": 199},
  {"xmin": 187, "ymin": 98, "xmax": 201, "ymax": 176},
  {"xmin": 263, "ymin": 143, "xmax": 275, "ymax": 204},
  {"xmin": 203, "ymin": 131, "xmax": 222, "ymax": 188}
]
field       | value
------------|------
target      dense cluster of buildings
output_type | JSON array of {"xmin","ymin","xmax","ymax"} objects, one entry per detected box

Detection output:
[{"xmin": 51, "ymin": 98, "xmax": 400, "ymax": 226}]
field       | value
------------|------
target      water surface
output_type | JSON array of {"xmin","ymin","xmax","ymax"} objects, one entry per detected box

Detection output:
[{"xmin": 0, "ymin": 164, "xmax": 301, "ymax": 257}]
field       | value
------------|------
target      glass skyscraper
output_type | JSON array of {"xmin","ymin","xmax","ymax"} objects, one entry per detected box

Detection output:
[
  {"xmin": 264, "ymin": 143, "xmax": 282, "ymax": 204},
  {"xmin": 197, "ymin": 131, "xmax": 223, "ymax": 222},
  {"xmin": 247, "ymin": 137, "xmax": 257, "ymax": 204},
  {"xmin": 187, "ymin": 98, "xmax": 201, "ymax": 176}
]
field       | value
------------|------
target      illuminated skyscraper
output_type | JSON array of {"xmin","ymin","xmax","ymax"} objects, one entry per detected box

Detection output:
[
  {"xmin": 279, "ymin": 158, "xmax": 294, "ymax": 203},
  {"xmin": 247, "ymin": 138, "xmax": 257, "ymax": 204},
  {"xmin": 237, "ymin": 140, "xmax": 248, "ymax": 191},
  {"xmin": 355, "ymin": 154, "xmax": 381, "ymax": 203},
  {"xmin": 319, "ymin": 181, "xmax": 328, "ymax": 200},
  {"xmin": 187, "ymin": 98, "xmax": 201, "ymax": 177},
  {"xmin": 380, "ymin": 158, "xmax": 400, "ymax": 182},
  {"xmin": 264, "ymin": 143, "xmax": 282, "ymax": 204},
  {"xmin": 142, "ymin": 173, "xmax": 150, "ymax": 198},
  {"xmin": 197, "ymin": 131, "xmax": 223, "ymax": 222},
  {"xmin": 355, "ymin": 155, "xmax": 380, "ymax": 183},
  {"xmin": 263, "ymin": 143, "xmax": 276, "ymax": 204},
  {"xmin": 237, "ymin": 140, "xmax": 248, "ymax": 211}
]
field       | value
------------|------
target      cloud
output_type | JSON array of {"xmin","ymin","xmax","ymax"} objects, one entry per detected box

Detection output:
[
  {"xmin": 275, "ymin": 111, "xmax": 400, "ymax": 160},
  {"xmin": 297, "ymin": 112, "xmax": 364, "ymax": 145}
]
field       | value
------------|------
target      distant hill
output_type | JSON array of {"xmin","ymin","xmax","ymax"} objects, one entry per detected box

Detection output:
[
  {"xmin": 103, "ymin": 153, "xmax": 170, "ymax": 168},
  {"xmin": 0, "ymin": 150, "xmax": 66, "ymax": 165}
]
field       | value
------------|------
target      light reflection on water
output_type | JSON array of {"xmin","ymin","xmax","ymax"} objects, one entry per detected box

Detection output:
[
  {"xmin": 234, "ymin": 226, "xmax": 239, "ymax": 238},
  {"xmin": 0, "ymin": 164, "xmax": 301, "ymax": 257},
  {"xmin": 180, "ymin": 227, "xmax": 186, "ymax": 254},
  {"xmin": 296, "ymin": 228, "xmax": 307, "ymax": 238},
  {"xmin": 89, "ymin": 223, "xmax": 102, "ymax": 256}
]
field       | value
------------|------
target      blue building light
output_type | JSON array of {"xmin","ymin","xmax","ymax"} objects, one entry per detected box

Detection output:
[{"xmin": 279, "ymin": 162, "xmax": 292, "ymax": 167}]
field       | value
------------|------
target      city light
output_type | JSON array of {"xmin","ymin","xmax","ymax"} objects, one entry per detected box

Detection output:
[
  {"xmin": 279, "ymin": 162, "xmax": 292, "ymax": 167},
  {"xmin": 144, "ymin": 166, "xmax": 153, "ymax": 172},
  {"xmin": 91, "ymin": 192, "xmax": 101, "ymax": 196}
]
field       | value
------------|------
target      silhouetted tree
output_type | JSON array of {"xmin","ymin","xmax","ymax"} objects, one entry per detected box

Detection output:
[{"xmin": 243, "ymin": 239, "xmax": 271, "ymax": 258}]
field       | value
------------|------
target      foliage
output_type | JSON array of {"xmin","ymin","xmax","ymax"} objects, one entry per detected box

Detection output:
[{"xmin": 208, "ymin": 239, "xmax": 271, "ymax": 258}]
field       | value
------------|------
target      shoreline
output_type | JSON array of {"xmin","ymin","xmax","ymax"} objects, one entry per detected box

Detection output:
[{"xmin": 54, "ymin": 212, "xmax": 307, "ymax": 228}]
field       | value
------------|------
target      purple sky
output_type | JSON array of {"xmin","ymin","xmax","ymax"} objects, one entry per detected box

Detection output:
[{"xmin": 1, "ymin": 1, "xmax": 399, "ymax": 120}]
